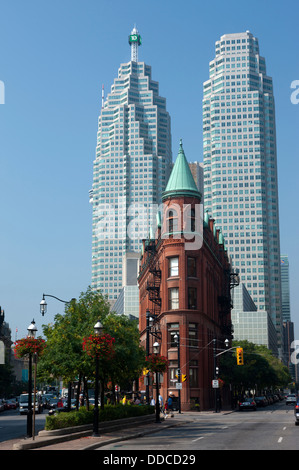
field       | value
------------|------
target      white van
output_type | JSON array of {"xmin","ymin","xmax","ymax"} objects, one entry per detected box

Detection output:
[{"xmin": 19, "ymin": 394, "xmax": 43, "ymax": 415}]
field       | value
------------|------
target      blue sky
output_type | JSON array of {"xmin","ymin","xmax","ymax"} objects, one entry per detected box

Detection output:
[{"xmin": 0, "ymin": 0, "xmax": 298, "ymax": 342}]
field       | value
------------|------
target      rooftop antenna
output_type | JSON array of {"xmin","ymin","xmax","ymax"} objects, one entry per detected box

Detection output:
[
  {"xmin": 102, "ymin": 84, "xmax": 104, "ymax": 109},
  {"xmin": 128, "ymin": 25, "xmax": 142, "ymax": 62}
]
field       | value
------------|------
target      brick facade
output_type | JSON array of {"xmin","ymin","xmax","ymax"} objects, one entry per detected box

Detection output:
[{"xmin": 138, "ymin": 190, "xmax": 233, "ymax": 411}]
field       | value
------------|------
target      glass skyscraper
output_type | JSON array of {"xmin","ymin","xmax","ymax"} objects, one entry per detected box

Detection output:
[
  {"xmin": 203, "ymin": 31, "xmax": 283, "ymax": 351},
  {"xmin": 91, "ymin": 27, "xmax": 172, "ymax": 304}
]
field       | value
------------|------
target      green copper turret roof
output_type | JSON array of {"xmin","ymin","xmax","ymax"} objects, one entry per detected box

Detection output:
[{"xmin": 162, "ymin": 140, "xmax": 202, "ymax": 201}]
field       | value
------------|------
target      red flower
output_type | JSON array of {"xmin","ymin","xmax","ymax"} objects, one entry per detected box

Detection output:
[
  {"xmin": 145, "ymin": 354, "xmax": 169, "ymax": 373},
  {"xmin": 82, "ymin": 333, "xmax": 115, "ymax": 359},
  {"xmin": 14, "ymin": 337, "xmax": 46, "ymax": 358}
]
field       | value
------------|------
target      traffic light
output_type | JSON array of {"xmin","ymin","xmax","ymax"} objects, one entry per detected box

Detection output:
[
  {"xmin": 236, "ymin": 347, "xmax": 244, "ymax": 365},
  {"xmin": 182, "ymin": 374, "xmax": 187, "ymax": 382}
]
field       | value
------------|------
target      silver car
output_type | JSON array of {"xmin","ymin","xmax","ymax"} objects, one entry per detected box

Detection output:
[{"xmin": 286, "ymin": 394, "xmax": 297, "ymax": 405}]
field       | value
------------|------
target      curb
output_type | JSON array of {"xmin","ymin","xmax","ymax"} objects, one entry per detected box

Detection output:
[{"xmin": 12, "ymin": 414, "xmax": 157, "ymax": 450}]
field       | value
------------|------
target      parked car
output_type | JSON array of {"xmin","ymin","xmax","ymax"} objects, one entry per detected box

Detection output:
[
  {"xmin": 254, "ymin": 396, "xmax": 267, "ymax": 407},
  {"xmin": 239, "ymin": 398, "xmax": 257, "ymax": 411},
  {"xmin": 48, "ymin": 398, "xmax": 60, "ymax": 410},
  {"xmin": 89, "ymin": 398, "xmax": 101, "ymax": 407},
  {"xmin": 0, "ymin": 400, "xmax": 5, "ymax": 412},
  {"xmin": 286, "ymin": 394, "xmax": 297, "ymax": 406},
  {"xmin": 62, "ymin": 399, "xmax": 76, "ymax": 411},
  {"xmin": 266, "ymin": 395, "xmax": 273, "ymax": 405},
  {"xmin": 4, "ymin": 399, "xmax": 17, "ymax": 410},
  {"xmin": 42, "ymin": 394, "xmax": 55, "ymax": 409},
  {"xmin": 294, "ymin": 402, "xmax": 299, "ymax": 425}
]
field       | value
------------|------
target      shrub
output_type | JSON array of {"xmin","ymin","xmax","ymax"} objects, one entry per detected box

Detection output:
[{"xmin": 45, "ymin": 404, "xmax": 154, "ymax": 431}]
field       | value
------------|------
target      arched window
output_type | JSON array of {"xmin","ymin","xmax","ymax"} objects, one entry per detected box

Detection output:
[
  {"xmin": 167, "ymin": 209, "xmax": 178, "ymax": 235},
  {"xmin": 189, "ymin": 208, "xmax": 196, "ymax": 232}
]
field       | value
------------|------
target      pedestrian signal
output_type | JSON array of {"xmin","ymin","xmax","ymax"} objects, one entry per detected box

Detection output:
[{"xmin": 236, "ymin": 347, "xmax": 244, "ymax": 365}]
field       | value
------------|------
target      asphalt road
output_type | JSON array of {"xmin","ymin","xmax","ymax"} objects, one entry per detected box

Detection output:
[
  {"xmin": 97, "ymin": 401, "xmax": 299, "ymax": 451},
  {"xmin": 0, "ymin": 409, "xmax": 47, "ymax": 442}
]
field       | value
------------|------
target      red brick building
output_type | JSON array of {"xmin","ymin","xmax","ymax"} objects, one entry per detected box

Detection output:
[{"xmin": 139, "ymin": 141, "xmax": 235, "ymax": 411}]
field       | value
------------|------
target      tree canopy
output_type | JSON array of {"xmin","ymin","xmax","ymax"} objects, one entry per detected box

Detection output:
[
  {"xmin": 219, "ymin": 340, "xmax": 292, "ymax": 394},
  {"xmin": 37, "ymin": 287, "xmax": 145, "ymax": 396}
]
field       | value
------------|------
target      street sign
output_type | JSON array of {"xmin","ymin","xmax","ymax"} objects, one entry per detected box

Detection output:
[
  {"xmin": 212, "ymin": 379, "xmax": 219, "ymax": 388},
  {"xmin": 176, "ymin": 383, "xmax": 182, "ymax": 389}
]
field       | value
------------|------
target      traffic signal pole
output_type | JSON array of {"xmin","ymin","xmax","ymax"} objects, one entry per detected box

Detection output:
[{"xmin": 177, "ymin": 334, "xmax": 181, "ymax": 414}]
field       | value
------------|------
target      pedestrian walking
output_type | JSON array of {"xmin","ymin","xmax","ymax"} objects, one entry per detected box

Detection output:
[{"xmin": 167, "ymin": 395, "xmax": 173, "ymax": 411}]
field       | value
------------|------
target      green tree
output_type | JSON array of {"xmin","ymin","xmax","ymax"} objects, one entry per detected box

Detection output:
[
  {"xmin": 219, "ymin": 340, "xmax": 291, "ymax": 396},
  {"xmin": 37, "ymin": 287, "xmax": 145, "ymax": 405},
  {"xmin": 103, "ymin": 313, "xmax": 145, "ymax": 397}
]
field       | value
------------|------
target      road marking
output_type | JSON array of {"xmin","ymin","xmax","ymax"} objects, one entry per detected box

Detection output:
[
  {"xmin": 283, "ymin": 427, "xmax": 286, "ymax": 431},
  {"xmin": 192, "ymin": 436, "xmax": 204, "ymax": 442},
  {"xmin": 278, "ymin": 437, "xmax": 283, "ymax": 443}
]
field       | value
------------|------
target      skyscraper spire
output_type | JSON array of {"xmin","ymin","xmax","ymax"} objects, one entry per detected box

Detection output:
[{"xmin": 128, "ymin": 26, "xmax": 142, "ymax": 62}]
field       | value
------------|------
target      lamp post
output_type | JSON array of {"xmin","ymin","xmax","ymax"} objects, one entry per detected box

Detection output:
[
  {"xmin": 153, "ymin": 341, "xmax": 161, "ymax": 423},
  {"xmin": 40, "ymin": 293, "xmax": 73, "ymax": 412},
  {"xmin": 93, "ymin": 320, "xmax": 103, "ymax": 436},
  {"xmin": 174, "ymin": 333, "xmax": 181, "ymax": 414},
  {"xmin": 213, "ymin": 338, "xmax": 230, "ymax": 413},
  {"xmin": 27, "ymin": 319, "xmax": 37, "ymax": 438},
  {"xmin": 213, "ymin": 338, "xmax": 219, "ymax": 413},
  {"xmin": 145, "ymin": 310, "xmax": 160, "ymax": 405},
  {"xmin": 146, "ymin": 310, "xmax": 150, "ymax": 405},
  {"xmin": 40, "ymin": 293, "xmax": 71, "ymax": 316}
]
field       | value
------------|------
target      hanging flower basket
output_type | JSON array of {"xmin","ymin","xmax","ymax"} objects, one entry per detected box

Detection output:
[
  {"xmin": 82, "ymin": 333, "xmax": 115, "ymax": 359},
  {"xmin": 145, "ymin": 354, "xmax": 169, "ymax": 373},
  {"xmin": 14, "ymin": 337, "xmax": 46, "ymax": 359}
]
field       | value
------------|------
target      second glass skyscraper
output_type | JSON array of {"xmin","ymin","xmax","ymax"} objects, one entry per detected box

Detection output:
[{"xmin": 203, "ymin": 31, "xmax": 283, "ymax": 351}]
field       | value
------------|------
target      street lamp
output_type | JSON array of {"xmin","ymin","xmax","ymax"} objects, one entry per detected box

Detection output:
[
  {"xmin": 153, "ymin": 341, "xmax": 161, "ymax": 423},
  {"xmin": 213, "ymin": 338, "xmax": 219, "ymax": 413},
  {"xmin": 146, "ymin": 310, "xmax": 150, "ymax": 404},
  {"xmin": 174, "ymin": 333, "xmax": 181, "ymax": 414},
  {"xmin": 40, "ymin": 293, "xmax": 71, "ymax": 316},
  {"xmin": 93, "ymin": 320, "xmax": 103, "ymax": 436},
  {"xmin": 40, "ymin": 298, "xmax": 47, "ymax": 316},
  {"xmin": 27, "ymin": 319, "xmax": 37, "ymax": 438},
  {"xmin": 213, "ymin": 338, "xmax": 229, "ymax": 413},
  {"xmin": 39, "ymin": 293, "xmax": 73, "ymax": 411},
  {"xmin": 145, "ymin": 310, "xmax": 161, "ymax": 405}
]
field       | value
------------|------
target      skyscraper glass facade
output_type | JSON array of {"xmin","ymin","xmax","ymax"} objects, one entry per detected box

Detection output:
[
  {"xmin": 203, "ymin": 31, "xmax": 283, "ymax": 349},
  {"xmin": 281, "ymin": 255, "xmax": 291, "ymax": 322},
  {"xmin": 91, "ymin": 52, "xmax": 172, "ymax": 303}
]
